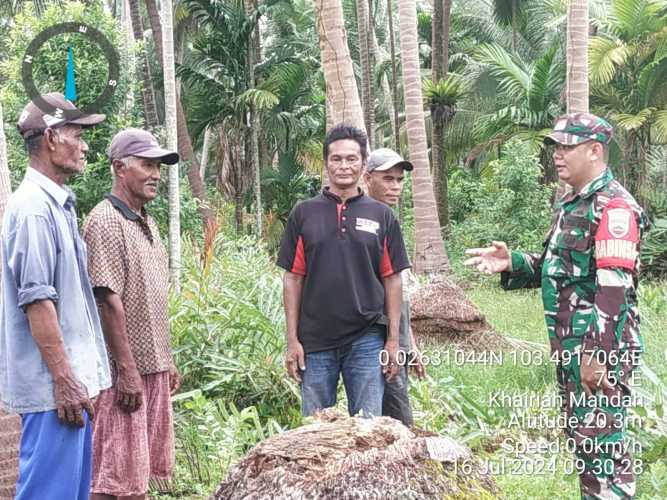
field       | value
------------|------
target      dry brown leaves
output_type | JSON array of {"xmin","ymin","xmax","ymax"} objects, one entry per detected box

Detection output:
[
  {"xmin": 211, "ymin": 408, "xmax": 498, "ymax": 500},
  {"xmin": 411, "ymin": 278, "xmax": 529, "ymax": 351}
]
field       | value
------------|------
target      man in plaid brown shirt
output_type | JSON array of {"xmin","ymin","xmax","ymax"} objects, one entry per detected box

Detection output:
[{"xmin": 83, "ymin": 128, "xmax": 181, "ymax": 499}]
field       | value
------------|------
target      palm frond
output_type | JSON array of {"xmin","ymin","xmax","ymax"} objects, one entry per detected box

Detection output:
[
  {"xmin": 613, "ymin": 108, "xmax": 656, "ymax": 131},
  {"xmin": 612, "ymin": 0, "xmax": 665, "ymax": 40},
  {"xmin": 474, "ymin": 43, "xmax": 530, "ymax": 102},
  {"xmin": 652, "ymin": 109, "xmax": 667, "ymax": 143},
  {"xmin": 589, "ymin": 36, "xmax": 631, "ymax": 86},
  {"xmin": 423, "ymin": 74, "xmax": 468, "ymax": 106},
  {"xmin": 522, "ymin": 0, "xmax": 566, "ymax": 49},
  {"xmin": 259, "ymin": 61, "xmax": 308, "ymax": 98},
  {"xmin": 235, "ymin": 89, "xmax": 280, "ymax": 113},
  {"xmin": 636, "ymin": 56, "xmax": 667, "ymax": 108},
  {"xmin": 527, "ymin": 41, "xmax": 561, "ymax": 111}
]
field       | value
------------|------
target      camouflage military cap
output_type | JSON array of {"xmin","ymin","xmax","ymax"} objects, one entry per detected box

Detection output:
[{"xmin": 544, "ymin": 113, "xmax": 613, "ymax": 146}]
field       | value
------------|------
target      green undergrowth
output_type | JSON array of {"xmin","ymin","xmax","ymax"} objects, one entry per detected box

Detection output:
[
  {"xmin": 154, "ymin": 234, "xmax": 666, "ymax": 499},
  {"xmin": 416, "ymin": 280, "xmax": 667, "ymax": 500}
]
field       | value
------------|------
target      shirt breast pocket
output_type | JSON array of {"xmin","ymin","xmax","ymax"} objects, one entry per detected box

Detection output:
[{"xmin": 551, "ymin": 216, "xmax": 594, "ymax": 278}]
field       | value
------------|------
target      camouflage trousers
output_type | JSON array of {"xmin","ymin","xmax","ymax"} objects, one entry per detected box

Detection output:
[{"xmin": 555, "ymin": 341, "xmax": 641, "ymax": 500}]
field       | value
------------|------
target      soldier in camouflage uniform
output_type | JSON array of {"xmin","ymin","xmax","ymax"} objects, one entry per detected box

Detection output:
[{"xmin": 465, "ymin": 114, "xmax": 647, "ymax": 499}]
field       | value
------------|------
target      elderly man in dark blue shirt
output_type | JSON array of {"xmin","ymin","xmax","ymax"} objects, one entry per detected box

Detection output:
[{"xmin": 0, "ymin": 93, "xmax": 111, "ymax": 500}]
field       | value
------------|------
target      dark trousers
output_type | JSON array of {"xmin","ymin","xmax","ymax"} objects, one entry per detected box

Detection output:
[
  {"xmin": 382, "ymin": 300, "xmax": 414, "ymax": 426},
  {"xmin": 382, "ymin": 364, "xmax": 414, "ymax": 426}
]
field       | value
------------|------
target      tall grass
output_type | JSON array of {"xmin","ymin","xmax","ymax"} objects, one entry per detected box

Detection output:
[
  {"xmin": 170, "ymin": 234, "xmax": 300, "ymax": 426},
  {"xmin": 159, "ymin": 234, "xmax": 301, "ymax": 498}
]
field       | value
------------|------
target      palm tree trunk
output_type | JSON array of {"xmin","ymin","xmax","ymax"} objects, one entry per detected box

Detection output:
[
  {"xmin": 160, "ymin": 0, "xmax": 181, "ymax": 290},
  {"xmin": 397, "ymin": 0, "xmax": 448, "ymax": 275},
  {"xmin": 234, "ymin": 192, "xmax": 244, "ymax": 233},
  {"xmin": 432, "ymin": 117, "xmax": 448, "ymax": 227},
  {"xmin": 555, "ymin": 0, "xmax": 590, "ymax": 200},
  {"xmin": 432, "ymin": 0, "xmax": 443, "ymax": 81},
  {"xmin": 128, "ymin": 0, "xmax": 159, "ymax": 129},
  {"xmin": 438, "ymin": 0, "xmax": 453, "ymax": 228},
  {"xmin": 387, "ymin": 0, "xmax": 403, "ymax": 220},
  {"xmin": 431, "ymin": 0, "xmax": 447, "ymax": 227},
  {"xmin": 245, "ymin": 0, "xmax": 262, "ymax": 236},
  {"xmin": 200, "ymin": 125, "xmax": 212, "ymax": 180},
  {"xmin": 356, "ymin": 0, "xmax": 374, "ymax": 147},
  {"xmin": 443, "ymin": 0, "xmax": 451, "ymax": 74},
  {"xmin": 387, "ymin": 0, "xmax": 401, "ymax": 153},
  {"xmin": 144, "ymin": 0, "xmax": 215, "ymax": 229},
  {"xmin": 566, "ymin": 0, "xmax": 589, "ymax": 113},
  {"xmin": 368, "ymin": 0, "xmax": 383, "ymax": 147},
  {"xmin": 314, "ymin": 0, "xmax": 365, "ymax": 133},
  {"xmin": 253, "ymin": 0, "xmax": 270, "ymax": 170},
  {"xmin": 121, "ymin": 0, "xmax": 135, "ymax": 118},
  {"xmin": 369, "ymin": 0, "xmax": 395, "ymax": 148}
]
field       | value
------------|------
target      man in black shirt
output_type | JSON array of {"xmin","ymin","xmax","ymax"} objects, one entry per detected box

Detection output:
[{"xmin": 278, "ymin": 124, "xmax": 411, "ymax": 417}]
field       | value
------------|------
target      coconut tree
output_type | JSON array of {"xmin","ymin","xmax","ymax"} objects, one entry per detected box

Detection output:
[
  {"xmin": 128, "ymin": 0, "xmax": 160, "ymax": 128},
  {"xmin": 144, "ymin": 0, "xmax": 215, "ymax": 229},
  {"xmin": 313, "ymin": 0, "xmax": 365, "ymax": 132},
  {"xmin": 566, "ymin": 0, "xmax": 589, "ymax": 113},
  {"xmin": 355, "ymin": 0, "xmax": 374, "ymax": 146},
  {"xmin": 386, "ymin": 0, "xmax": 402, "ymax": 152},
  {"xmin": 397, "ymin": 0, "xmax": 448, "ymax": 275},
  {"xmin": 392, "ymin": 0, "xmax": 493, "ymax": 340},
  {"xmin": 159, "ymin": 0, "xmax": 181, "ymax": 288},
  {"xmin": 120, "ymin": 0, "xmax": 136, "ymax": 117}
]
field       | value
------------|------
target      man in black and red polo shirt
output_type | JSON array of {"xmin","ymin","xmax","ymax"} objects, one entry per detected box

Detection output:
[{"xmin": 278, "ymin": 124, "xmax": 410, "ymax": 418}]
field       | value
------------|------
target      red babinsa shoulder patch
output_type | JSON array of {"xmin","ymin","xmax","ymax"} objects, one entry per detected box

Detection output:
[{"xmin": 595, "ymin": 198, "xmax": 639, "ymax": 270}]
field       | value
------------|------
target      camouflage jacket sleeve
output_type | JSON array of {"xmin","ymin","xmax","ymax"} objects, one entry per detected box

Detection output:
[
  {"xmin": 500, "ymin": 251, "xmax": 543, "ymax": 290},
  {"xmin": 581, "ymin": 195, "xmax": 646, "ymax": 354},
  {"xmin": 581, "ymin": 268, "xmax": 638, "ymax": 355}
]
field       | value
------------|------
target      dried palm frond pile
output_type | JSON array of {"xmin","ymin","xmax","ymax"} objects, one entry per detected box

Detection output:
[
  {"xmin": 411, "ymin": 278, "xmax": 526, "ymax": 351},
  {"xmin": 211, "ymin": 408, "xmax": 498, "ymax": 500}
]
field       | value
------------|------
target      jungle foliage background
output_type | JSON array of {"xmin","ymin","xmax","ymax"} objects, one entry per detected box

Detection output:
[{"xmin": 1, "ymin": 0, "xmax": 666, "ymax": 498}]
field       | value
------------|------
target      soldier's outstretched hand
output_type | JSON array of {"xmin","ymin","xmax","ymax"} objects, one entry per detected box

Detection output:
[{"xmin": 464, "ymin": 241, "xmax": 512, "ymax": 275}]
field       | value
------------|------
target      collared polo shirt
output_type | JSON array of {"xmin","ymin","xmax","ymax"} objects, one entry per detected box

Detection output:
[
  {"xmin": 82, "ymin": 195, "xmax": 172, "ymax": 375},
  {"xmin": 278, "ymin": 188, "xmax": 411, "ymax": 353},
  {"xmin": 0, "ymin": 168, "xmax": 111, "ymax": 414}
]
